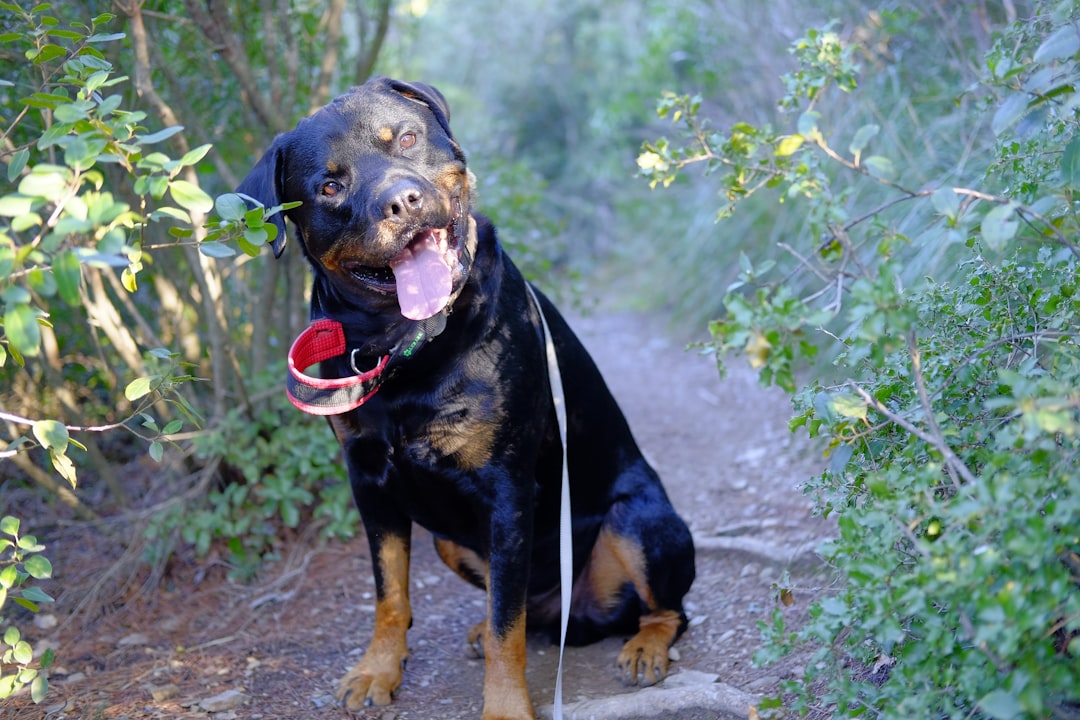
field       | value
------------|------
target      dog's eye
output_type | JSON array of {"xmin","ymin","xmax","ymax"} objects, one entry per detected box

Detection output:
[
  {"xmin": 322, "ymin": 181, "xmax": 341, "ymax": 197},
  {"xmin": 399, "ymin": 133, "xmax": 417, "ymax": 150}
]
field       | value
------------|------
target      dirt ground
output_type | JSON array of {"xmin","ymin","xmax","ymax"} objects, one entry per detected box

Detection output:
[{"xmin": 2, "ymin": 307, "xmax": 833, "ymax": 720}]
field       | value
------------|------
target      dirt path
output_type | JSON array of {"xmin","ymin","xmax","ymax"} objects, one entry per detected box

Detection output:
[{"xmin": 4, "ymin": 308, "xmax": 832, "ymax": 720}]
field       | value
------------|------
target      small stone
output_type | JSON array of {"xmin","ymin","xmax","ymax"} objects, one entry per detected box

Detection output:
[
  {"xmin": 151, "ymin": 683, "xmax": 181, "ymax": 702},
  {"xmin": 117, "ymin": 632, "xmax": 150, "ymax": 647},
  {"xmin": 33, "ymin": 613, "xmax": 58, "ymax": 629},
  {"xmin": 198, "ymin": 688, "xmax": 248, "ymax": 712}
]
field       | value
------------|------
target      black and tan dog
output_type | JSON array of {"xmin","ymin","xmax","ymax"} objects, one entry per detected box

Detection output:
[{"xmin": 237, "ymin": 76, "xmax": 694, "ymax": 720}]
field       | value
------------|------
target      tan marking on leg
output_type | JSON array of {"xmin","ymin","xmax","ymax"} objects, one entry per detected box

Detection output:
[
  {"xmin": 337, "ymin": 535, "xmax": 411, "ymax": 710},
  {"xmin": 481, "ymin": 611, "xmax": 533, "ymax": 720},
  {"xmin": 587, "ymin": 528, "xmax": 656, "ymax": 611}
]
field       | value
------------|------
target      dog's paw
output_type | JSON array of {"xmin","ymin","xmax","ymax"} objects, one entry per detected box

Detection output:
[
  {"xmin": 615, "ymin": 610, "xmax": 684, "ymax": 686},
  {"xmin": 336, "ymin": 655, "xmax": 406, "ymax": 710},
  {"xmin": 464, "ymin": 619, "xmax": 486, "ymax": 658},
  {"xmin": 616, "ymin": 636, "xmax": 669, "ymax": 687}
]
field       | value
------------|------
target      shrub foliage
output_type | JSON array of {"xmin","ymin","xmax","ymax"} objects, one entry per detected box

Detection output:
[{"xmin": 642, "ymin": 4, "xmax": 1079, "ymax": 719}]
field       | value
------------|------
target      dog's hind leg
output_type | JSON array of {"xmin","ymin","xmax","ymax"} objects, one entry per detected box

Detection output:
[{"xmin": 581, "ymin": 464, "xmax": 695, "ymax": 686}]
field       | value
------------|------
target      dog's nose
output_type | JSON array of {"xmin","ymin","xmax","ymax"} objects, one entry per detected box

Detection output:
[{"xmin": 381, "ymin": 180, "xmax": 424, "ymax": 220}]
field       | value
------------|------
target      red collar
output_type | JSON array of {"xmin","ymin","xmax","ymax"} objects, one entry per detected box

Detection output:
[
  {"xmin": 286, "ymin": 319, "xmax": 389, "ymax": 415},
  {"xmin": 286, "ymin": 312, "xmax": 448, "ymax": 416}
]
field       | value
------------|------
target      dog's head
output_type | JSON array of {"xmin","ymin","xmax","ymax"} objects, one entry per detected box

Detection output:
[{"xmin": 238, "ymin": 77, "xmax": 477, "ymax": 321}]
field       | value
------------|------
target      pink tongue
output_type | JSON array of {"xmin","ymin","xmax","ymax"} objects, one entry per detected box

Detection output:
[{"xmin": 390, "ymin": 232, "xmax": 452, "ymax": 320}]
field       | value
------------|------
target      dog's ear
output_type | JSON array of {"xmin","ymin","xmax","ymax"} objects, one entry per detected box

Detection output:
[
  {"xmin": 387, "ymin": 80, "xmax": 462, "ymax": 158},
  {"xmin": 237, "ymin": 135, "xmax": 290, "ymax": 258}
]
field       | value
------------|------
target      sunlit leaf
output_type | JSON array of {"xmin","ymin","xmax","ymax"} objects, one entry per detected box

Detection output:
[
  {"xmin": 830, "ymin": 393, "xmax": 868, "ymax": 420},
  {"xmin": 775, "ymin": 134, "xmax": 805, "ymax": 157},
  {"xmin": 3, "ymin": 303, "xmax": 40, "ymax": 357},
  {"xmin": 32, "ymin": 420, "xmax": 68, "ymax": 452},
  {"xmin": 168, "ymin": 179, "xmax": 213, "ymax": 214},
  {"xmin": 23, "ymin": 555, "xmax": 52, "ymax": 580},
  {"xmin": 125, "ymin": 376, "xmax": 154, "ymax": 401},
  {"xmin": 744, "ymin": 330, "xmax": 772, "ymax": 369}
]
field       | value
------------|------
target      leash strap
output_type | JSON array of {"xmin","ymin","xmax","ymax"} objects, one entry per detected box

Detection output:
[{"xmin": 525, "ymin": 283, "xmax": 572, "ymax": 720}]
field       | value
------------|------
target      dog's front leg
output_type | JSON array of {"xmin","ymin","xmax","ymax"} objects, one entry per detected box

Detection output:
[
  {"xmin": 337, "ymin": 496, "xmax": 412, "ymax": 710},
  {"xmin": 480, "ymin": 501, "xmax": 535, "ymax": 720}
]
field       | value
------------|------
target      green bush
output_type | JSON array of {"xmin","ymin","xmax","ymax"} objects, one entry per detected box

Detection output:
[
  {"xmin": 643, "ymin": 5, "xmax": 1078, "ymax": 719},
  {"xmin": 144, "ymin": 366, "xmax": 358, "ymax": 581},
  {"xmin": 0, "ymin": 516, "xmax": 54, "ymax": 703}
]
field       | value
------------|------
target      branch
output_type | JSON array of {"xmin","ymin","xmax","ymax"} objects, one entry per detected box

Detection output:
[
  {"xmin": 908, "ymin": 332, "xmax": 962, "ymax": 490},
  {"xmin": 847, "ymin": 381, "xmax": 978, "ymax": 485}
]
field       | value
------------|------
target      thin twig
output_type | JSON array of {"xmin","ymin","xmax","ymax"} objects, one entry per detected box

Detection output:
[{"xmin": 847, "ymin": 381, "xmax": 978, "ymax": 485}]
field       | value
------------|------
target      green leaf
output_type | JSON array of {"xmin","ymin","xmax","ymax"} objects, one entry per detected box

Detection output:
[
  {"xmin": 3, "ymin": 303, "xmax": 41, "ymax": 358},
  {"xmin": 214, "ymin": 192, "xmax": 248, "ymax": 221},
  {"xmin": 179, "ymin": 143, "xmax": 211, "ymax": 167},
  {"xmin": 149, "ymin": 440, "xmax": 164, "ymax": 463},
  {"xmin": 168, "ymin": 179, "xmax": 213, "ymax": 214},
  {"xmin": 30, "ymin": 674, "xmax": 48, "ymax": 703},
  {"xmin": 198, "ymin": 241, "xmax": 236, "ymax": 258},
  {"xmin": 1061, "ymin": 137, "xmax": 1080, "ymax": 188},
  {"xmin": 978, "ymin": 689, "xmax": 1023, "ymax": 720},
  {"xmin": 32, "ymin": 420, "xmax": 68, "ymax": 453},
  {"xmin": 19, "ymin": 586, "xmax": 54, "ymax": 604},
  {"xmin": 125, "ymin": 376, "xmax": 154, "ymax": 401},
  {"xmin": 849, "ymin": 123, "xmax": 879, "ymax": 155},
  {"xmin": 23, "ymin": 555, "xmax": 52, "ymax": 580},
  {"xmin": 6, "ymin": 148, "xmax": 28, "ymax": 182},
  {"xmin": 53, "ymin": 250, "xmax": 82, "ymax": 305},
  {"xmin": 0, "ymin": 515, "xmax": 18, "ymax": 536},
  {"xmin": 992, "ymin": 93, "xmax": 1029, "ymax": 136},
  {"xmin": 931, "ymin": 187, "xmax": 960, "ymax": 218},
  {"xmin": 862, "ymin": 155, "xmax": 896, "ymax": 179},
  {"xmin": 136, "ymin": 126, "xmax": 183, "ymax": 145},
  {"xmin": 0, "ymin": 564, "xmax": 17, "ymax": 589},
  {"xmin": 1033, "ymin": 25, "xmax": 1080, "ymax": 63},
  {"xmin": 797, "ymin": 110, "xmax": 821, "ymax": 137},
  {"xmin": 981, "ymin": 202, "xmax": 1018, "ymax": 252}
]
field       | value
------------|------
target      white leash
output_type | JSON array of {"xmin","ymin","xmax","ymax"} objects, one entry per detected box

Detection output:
[{"xmin": 526, "ymin": 283, "xmax": 572, "ymax": 720}]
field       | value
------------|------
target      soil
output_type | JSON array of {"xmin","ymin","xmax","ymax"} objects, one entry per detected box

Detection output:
[{"xmin": 1, "ymin": 306, "xmax": 834, "ymax": 720}]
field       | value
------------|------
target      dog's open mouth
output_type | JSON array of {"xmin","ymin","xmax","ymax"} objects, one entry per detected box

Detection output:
[{"xmin": 343, "ymin": 226, "xmax": 461, "ymax": 321}]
